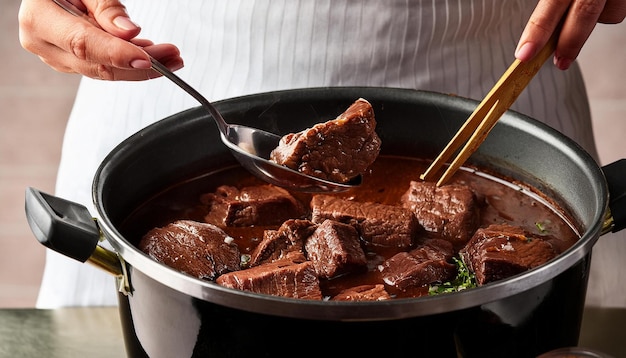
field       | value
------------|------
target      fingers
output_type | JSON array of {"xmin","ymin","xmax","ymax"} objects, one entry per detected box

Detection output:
[
  {"xmin": 515, "ymin": 0, "xmax": 567, "ymax": 60},
  {"xmin": 34, "ymin": 41, "xmax": 183, "ymax": 81},
  {"xmin": 597, "ymin": 0, "xmax": 626, "ymax": 23},
  {"xmin": 557, "ymin": 0, "xmax": 609, "ymax": 69},
  {"xmin": 18, "ymin": 0, "xmax": 183, "ymax": 81},
  {"xmin": 515, "ymin": 0, "xmax": 624, "ymax": 70},
  {"xmin": 515, "ymin": 0, "xmax": 573, "ymax": 66},
  {"xmin": 80, "ymin": 0, "xmax": 141, "ymax": 40}
]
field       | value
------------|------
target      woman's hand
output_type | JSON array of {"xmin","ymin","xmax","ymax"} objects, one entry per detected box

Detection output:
[
  {"xmin": 516, "ymin": 0, "xmax": 626, "ymax": 70},
  {"xmin": 18, "ymin": 0, "xmax": 183, "ymax": 81}
]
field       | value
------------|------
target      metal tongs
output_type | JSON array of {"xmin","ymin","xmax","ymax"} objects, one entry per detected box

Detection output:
[{"xmin": 421, "ymin": 33, "xmax": 559, "ymax": 186}]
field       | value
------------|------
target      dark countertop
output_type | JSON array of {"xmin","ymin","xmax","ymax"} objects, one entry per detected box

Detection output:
[{"xmin": 0, "ymin": 306, "xmax": 623, "ymax": 357}]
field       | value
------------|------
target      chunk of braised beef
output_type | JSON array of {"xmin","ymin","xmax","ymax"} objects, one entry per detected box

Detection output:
[
  {"xmin": 331, "ymin": 284, "xmax": 391, "ymax": 301},
  {"xmin": 201, "ymin": 185, "xmax": 306, "ymax": 227},
  {"xmin": 401, "ymin": 181, "xmax": 479, "ymax": 248},
  {"xmin": 460, "ymin": 224, "xmax": 558, "ymax": 285},
  {"xmin": 304, "ymin": 219, "xmax": 368, "ymax": 279},
  {"xmin": 249, "ymin": 219, "xmax": 317, "ymax": 267},
  {"xmin": 216, "ymin": 255, "xmax": 323, "ymax": 300},
  {"xmin": 269, "ymin": 98, "xmax": 381, "ymax": 183},
  {"xmin": 138, "ymin": 220, "xmax": 240, "ymax": 281},
  {"xmin": 310, "ymin": 195, "xmax": 420, "ymax": 248},
  {"xmin": 379, "ymin": 239, "xmax": 456, "ymax": 291}
]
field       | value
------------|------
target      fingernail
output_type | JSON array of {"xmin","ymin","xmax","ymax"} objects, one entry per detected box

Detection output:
[
  {"xmin": 130, "ymin": 59, "xmax": 151, "ymax": 69},
  {"xmin": 515, "ymin": 42, "xmax": 537, "ymax": 61},
  {"xmin": 554, "ymin": 56, "xmax": 573, "ymax": 70},
  {"xmin": 168, "ymin": 61, "xmax": 184, "ymax": 72},
  {"xmin": 113, "ymin": 16, "xmax": 140, "ymax": 31}
]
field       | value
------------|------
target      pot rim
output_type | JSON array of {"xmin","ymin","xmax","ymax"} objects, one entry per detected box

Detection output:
[{"xmin": 92, "ymin": 87, "xmax": 608, "ymax": 321}]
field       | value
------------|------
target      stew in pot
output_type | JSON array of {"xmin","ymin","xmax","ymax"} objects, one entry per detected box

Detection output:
[{"xmin": 122, "ymin": 156, "xmax": 579, "ymax": 301}]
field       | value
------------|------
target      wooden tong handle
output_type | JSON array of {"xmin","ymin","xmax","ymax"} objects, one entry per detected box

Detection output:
[{"xmin": 421, "ymin": 33, "xmax": 558, "ymax": 186}]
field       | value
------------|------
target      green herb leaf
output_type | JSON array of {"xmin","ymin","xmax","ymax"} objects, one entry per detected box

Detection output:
[
  {"xmin": 428, "ymin": 256, "xmax": 477, "ymax": 295},
  {"xmin": 535, "ymin": 221, "xmax": 547, "ymax": 233}
]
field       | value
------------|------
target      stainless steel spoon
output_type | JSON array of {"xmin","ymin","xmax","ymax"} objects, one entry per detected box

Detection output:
[{"xmin": 53, "ymin": 0, "xmax": 360, "ymax": 193}]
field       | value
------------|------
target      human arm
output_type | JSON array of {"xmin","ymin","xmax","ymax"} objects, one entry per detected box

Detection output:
[
  {"xmin": 515, "ymin": 0, "xmax": 626, "ymax": 70},
  {"xmin": 18, "ymin": 0, "xmax": 183, "ymax": 81}
]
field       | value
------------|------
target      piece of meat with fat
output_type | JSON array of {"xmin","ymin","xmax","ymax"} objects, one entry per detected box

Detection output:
[
  {"xmin": 304, "ymin": 219, "xmax": 368, "ymax": 279},
  {"xmin": 269, "ymin": 98, "xmax": 381, "ymax": 183},
  {"xmin": 401, "ymin": 181, "xmax": 479, "ymax": 248},
  {"xmin": 216, "ymin": 254, "xmax": 323, "ymax": 300},
  {"xmin": 460, "ymin": 224, "xmax": 559, "ymax": 285},
  {"xmin": 249, "ymin": 219, "xmax": 317, "ymax": 266},
  {"xmin": 138, "ymin": 220, "xmax": 241, "ymax": 281},
  {"xmin": 310, "ymin": 195, "xmax": 420, "ymax": 248},
  {"xmin": 201, "ymin": 184, "xmax": 306, "ymax": 227},
  {"xmin": 331, "ymin": 284, "xmax": 391, "ymax": 301},
  {"xmin": 379, "ymin": 239, "xmax": 456, "ymax": 291}
]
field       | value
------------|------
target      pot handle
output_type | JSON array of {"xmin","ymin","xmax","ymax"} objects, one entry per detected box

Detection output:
[
  {"xmin": 602, "ymin": 159, "xmax": 626, "ymax": 233},
  {"xmin": 24, "ymin": 187, "xmax": 123, "ymax": 277}
]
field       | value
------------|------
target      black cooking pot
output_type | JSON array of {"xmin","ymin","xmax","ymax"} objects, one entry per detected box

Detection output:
[{"xmin": 25, "ymin": 88, "xmax": 626, "ymax": 358}]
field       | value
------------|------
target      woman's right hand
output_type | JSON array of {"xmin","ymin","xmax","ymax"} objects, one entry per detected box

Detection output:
[{"xmin": 18, "ymin": 0, "xmax": 183, "ymax": 81}]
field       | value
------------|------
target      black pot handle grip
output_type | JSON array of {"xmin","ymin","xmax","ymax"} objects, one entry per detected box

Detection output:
[
  {"xmin": 602, "ymin": 159, "xmax": 626, "ymax": 233},
  {"xmin": 24, "ymin": 187, "xmax": 100, "ymax": 263}
]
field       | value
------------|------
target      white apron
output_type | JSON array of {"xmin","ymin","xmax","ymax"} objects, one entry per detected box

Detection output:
[{"xmin": 39, "ymin": 0, "xmax": 615, "ymax": 308}]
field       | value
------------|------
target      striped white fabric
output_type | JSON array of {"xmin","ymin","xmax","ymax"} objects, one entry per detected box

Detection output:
[{"xmin": 39, "ymin": 0, "xmax": 597, "ymax": 307}]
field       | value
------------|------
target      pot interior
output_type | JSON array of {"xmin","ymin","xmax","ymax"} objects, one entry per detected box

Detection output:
[{"xmin": 93, "ymin": 87, "xmax": 607, "ymax": 320}]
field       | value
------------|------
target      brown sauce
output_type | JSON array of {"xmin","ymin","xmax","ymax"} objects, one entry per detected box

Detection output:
[{"xmin": 121, "ymin": 156, "xmax": 580, "ymax": 299}]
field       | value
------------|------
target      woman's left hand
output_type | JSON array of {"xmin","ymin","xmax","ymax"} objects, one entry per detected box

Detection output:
[{"xmin": 515, "ymin": 0, "xmax": 626, "ymax": 70}]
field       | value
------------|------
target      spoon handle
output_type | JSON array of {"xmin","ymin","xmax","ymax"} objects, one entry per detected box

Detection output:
[
  {"xmin": 52, "ymin": 0, "xmax": 230, "ymax": 135},
  {"xmin": 147, "ymin": 59, "xmax": 229, "ymax": 134}
]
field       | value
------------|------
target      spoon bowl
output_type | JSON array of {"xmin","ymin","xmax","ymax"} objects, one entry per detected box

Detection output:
[{"xmin": 223, "ymin": 124, "xmax": 362, "ymax": 192}]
